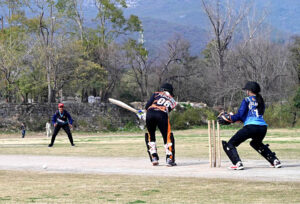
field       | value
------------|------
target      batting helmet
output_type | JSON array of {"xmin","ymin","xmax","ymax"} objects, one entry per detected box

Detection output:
[
  {"xmin": 160, "ymin": 83, "xmax": 174, "ymax": 96},
  {"xmin": 242, "ymin": 81, "xmax": 261, "ymax": 94}
]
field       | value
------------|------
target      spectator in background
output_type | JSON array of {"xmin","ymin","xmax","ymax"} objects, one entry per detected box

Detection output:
[
  {"xmin": 21, "ymin": 123, "xmax": 26, "ymax": 138},
  {"xmin": 46, "ymin": 121, "xmax": 52, "ymax": 137}
]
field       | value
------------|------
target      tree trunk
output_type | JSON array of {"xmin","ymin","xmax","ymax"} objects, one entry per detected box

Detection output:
[{"xmin": 47, "ymin": 56, "xmax": 52, "ymax": 103}]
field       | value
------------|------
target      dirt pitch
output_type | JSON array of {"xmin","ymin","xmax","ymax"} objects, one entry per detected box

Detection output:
[{"xmin": 0, "ymin": 155, "xmax": 299, "ymax": 182}]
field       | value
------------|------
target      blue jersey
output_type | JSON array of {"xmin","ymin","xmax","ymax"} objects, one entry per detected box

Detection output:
[
  {"xmin": 52, "ymin": 110, "xmax": 73, "ymax": 125},
  {"xmin": 231, "ymin": 96, "xmax": 267, "ymax": 126}
]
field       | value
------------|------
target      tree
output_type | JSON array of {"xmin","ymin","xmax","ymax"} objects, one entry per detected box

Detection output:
[
  {"xmin": 87, "ymin": 0, "xmax": 142, "ymax": 100},
  {"xmin": 56, "ymin": 0, "xmax": 85, "ymax": 41},
  {"xmin": 17, "ymin": 64, "xmax": 47, "ymax": 103},
  {"xmin": 30, "ymin": 0, "xmax": 58, "ymax": 103},
  {"xmin": 160, "ymin": 36, "xmax": 201, "ymax": 101},
  {"xmin": 0, "ymin": 2, "xmax": 29, "ymax": 102},
  {"xmin": 201, "ymin": 0, "xmax": 251, "ymax": 106},
  {"xmin": 123, "ymin": 39, "xmax": 152, "ymax": 101},
  {"xmin": 290, "ymin": 36, "xmax": 300, "ymax": 84},
  {"xmin": 94, "ymin": 0, "xmax": 141, "ymax": 44},
  {"xmin": 155, "ymin": 35, "xmax": 190, "ymax": 88},
  {"xmin": 201, "ymin": 0, "xmax": 250, "ymax": 74}
]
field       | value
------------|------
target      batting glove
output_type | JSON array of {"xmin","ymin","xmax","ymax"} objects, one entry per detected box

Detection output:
[{"xmin": 137, "ymin": 110, "xmax": 146, "ymax": 121}]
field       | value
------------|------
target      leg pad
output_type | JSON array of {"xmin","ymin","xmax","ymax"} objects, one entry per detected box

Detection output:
[
  {"xmin": 145, "ymin": 133, "xmax": 159, "ymax": 162},
  {"xmin": 250, "ymin": 141, "xmax": 278, "ymax": 164},
  {"xmin": 222, "ymin": 140, "xmax": 241, "ymax": 165}
]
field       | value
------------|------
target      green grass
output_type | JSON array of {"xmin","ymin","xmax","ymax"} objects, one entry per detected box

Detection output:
[
  {"xmin": 0, "ymin": 171, "xmax": 299, "ymax": 203},
  {"xmin": 0, "ymin": 128, "xmax": 300, "ymax": 203},
  {"xmin": 0, "ymin": 128, "xmax": 300, "ymax": 159}
]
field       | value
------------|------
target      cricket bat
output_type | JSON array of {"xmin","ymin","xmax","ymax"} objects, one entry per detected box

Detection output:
[{"xmin": 108, "ymin": 98, "xmax": 138, "ymax": 113}]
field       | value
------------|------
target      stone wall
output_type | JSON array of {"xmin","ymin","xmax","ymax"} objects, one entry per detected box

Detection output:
[{"xmin": 0, "ymin": 103, "xmax": 136, "ymax": 132}]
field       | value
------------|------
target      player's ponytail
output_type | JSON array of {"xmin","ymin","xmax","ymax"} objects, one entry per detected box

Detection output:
[{"xmin": 256, "ymin": 93, "xmax": 265, "ymax": 115}]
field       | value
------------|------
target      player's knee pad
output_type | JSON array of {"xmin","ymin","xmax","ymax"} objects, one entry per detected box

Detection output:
[
  {"xmin": 222, "ymin": 140, "xmax": 241, "ymax": 165},
  {"xmin": 250, "ymin": 141, "xmax": 277, "ymax": 164},
  {"xmin": 165, "ymin": 133, "xmax": 175, "ymax": 161}
]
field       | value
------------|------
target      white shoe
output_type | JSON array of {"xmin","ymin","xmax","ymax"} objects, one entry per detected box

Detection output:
[
  {"xmin": 166, "ymin": 158, "xmax": 177, "ymax": 167},
  {"xmin": 228, "ymin": 161, "xmax": 244, "ymax": 170},
  {"xmin": 152, "ymin": 157, "xmax": 159, "ymax": 166},
  {"xmin": 270, "ymin": 159, "xmax": 282, "ymax": 168}
]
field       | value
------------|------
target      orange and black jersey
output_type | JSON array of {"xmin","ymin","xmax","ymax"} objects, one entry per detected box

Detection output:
[{"xmin": 145, "ymin": 92, "xmax": 177, "ymax": 113}]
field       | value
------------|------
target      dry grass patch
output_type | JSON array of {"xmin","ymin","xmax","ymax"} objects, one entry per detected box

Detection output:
[
  {"xmin": 0, "ymin": 170, "xmax": 299, "ymax": 203},
  {"xmin": 0, "ymin": 128, "xmax": 299, "ymax": 159}
]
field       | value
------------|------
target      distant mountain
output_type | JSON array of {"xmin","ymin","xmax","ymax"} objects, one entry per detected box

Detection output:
[
  {"xmin": 124, "ymin": 0, "xmax": 300, "ymax": 34},
  {"xmin": 123, "ymin": 0, "xmax": 210, "ymax": 54},
  {"xmin": 81, "ymin": 0, "xmax": 210, "ymax": 54},
  {"xmin": 139, "ymin": 17, "xmax": 209, "ymax": 55},
  {"xmin": 255, "ymin": 0, "xmax": 300, "ymax": 34},
  {"xmin": 121, "ymin": 0, "xmax": 300, "ymax": 54},
  {"xmin": 124, "ymin": 0, "xmax": 209, "ymax": 29},
  {"xmin": 4, "ymin": 0, "xmax": 298, "ymax": 55}
]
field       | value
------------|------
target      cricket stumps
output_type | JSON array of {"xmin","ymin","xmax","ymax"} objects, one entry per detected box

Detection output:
[{"xmin": 208, "ymin": 120, "xmax": 221, "ymax": 167}]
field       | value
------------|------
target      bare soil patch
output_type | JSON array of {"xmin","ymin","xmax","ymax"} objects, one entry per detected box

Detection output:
[{"xmin": 0, "ymin": 155, "xmax": 299, "ymax": 182}]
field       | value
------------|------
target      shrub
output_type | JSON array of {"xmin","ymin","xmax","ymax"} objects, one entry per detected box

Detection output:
[
  {"xmin": 264, "ymin": 102, "xmax": 299, "ymax": 128},
  {"xmin": 26, "ymin": 118, "xmax": 48, "ymax": 131},
  {"xmin": 170, "ymin": 106, "xmax": 217, "ymax": 130},
  {"xmin": 122, "ymin": 121, "xmax": 141, "ymax": 132}
]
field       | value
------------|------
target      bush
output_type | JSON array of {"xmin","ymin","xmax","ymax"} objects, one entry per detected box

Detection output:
[
  {"xmin": 170, "ymin": 106, "xmax": 217, "ymax": 130},
  {"xmin": 25, "ymin": 118, "xmax": 48, "ymax": 131},
  {"xmin": 293, "ymin": 86, "xmax": 300, "ymax": 109},
  {"xmin": 264, "ymin": 102, "xmax": 299, "ymax": 128},
  {"xmin": 122, "ymin": 121, "xmax": 142, "ymax": 132}
]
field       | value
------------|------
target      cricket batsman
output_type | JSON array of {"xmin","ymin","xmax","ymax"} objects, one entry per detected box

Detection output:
[
  {"xmin": 48, "ymin": 103, "xmax": 75, "ymax": 147},
  {"xmin": 145, "ymin": 83, "xmax": 177, "ymax": 166}
]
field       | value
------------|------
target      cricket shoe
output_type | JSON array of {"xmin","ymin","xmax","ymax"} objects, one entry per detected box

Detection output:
[
  {"xmin": 270, "ymin": 159, "xmax": 282, "ymax": 168},
  {"xmin": 228, "ymin": 161, "xmax": 244, "ymax": 170},
  {"xmin": 166, "ymin": 158, "xmax": 177, "ymax": 167},
  {"xmin": 152, "ymin": 157, "xmax": 159, "ymax": 166}
]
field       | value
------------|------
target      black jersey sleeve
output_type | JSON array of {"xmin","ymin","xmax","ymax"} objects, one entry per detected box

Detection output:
[{"xmin": 145, "ymin": 93, "xmax": 155, "ymax": 110}]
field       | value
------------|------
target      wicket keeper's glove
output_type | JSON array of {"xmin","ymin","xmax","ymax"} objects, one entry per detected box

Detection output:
[
  {"xmin": 137, "ymin": 110, "xmax": 146, "ymax": 121},
  {"xmin": 217, "ymin": 112, "xmax": 233, "ymax": 125}
]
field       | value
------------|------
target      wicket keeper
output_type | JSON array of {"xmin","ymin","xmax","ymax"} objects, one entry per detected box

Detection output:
[{"xmin": 219, "ymin": 81, "xmax": 282, "ymax": 170}]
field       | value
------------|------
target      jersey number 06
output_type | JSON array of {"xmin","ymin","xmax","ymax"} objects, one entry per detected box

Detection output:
[{"xmin": 157, "ymin": 98, "xmax": 171, "ymax": 107}]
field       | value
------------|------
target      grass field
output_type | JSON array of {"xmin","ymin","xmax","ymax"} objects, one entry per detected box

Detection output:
[
  {"xmin": 0, "ymin": 128, "xmax": 300, "ymax": 203},
  {"xmin": 0, "ymin": 128, "xmax": 300, "ymax": 159},
  {"xmin": 1, "ymin": 171, "xmax": 300, "ymax": 203}
]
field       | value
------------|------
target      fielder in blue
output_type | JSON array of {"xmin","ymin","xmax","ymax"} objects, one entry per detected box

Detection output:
[
  {"xmin": 48, "ymin": 103, "xmax": 75, "ymax": 147},
  {"xmin": 221, "ymin": 81, "xmax": 282, "ymax": 170}
]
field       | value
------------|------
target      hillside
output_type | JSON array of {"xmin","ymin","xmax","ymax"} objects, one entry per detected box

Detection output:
[
  {"xmin": 124, "ymin": 0, "xmax": 300, "ymax": 34},
  {"xmin": 139, "ymin": 17, "xmax": 209, "ymax": 55},
  {"xmin": 1, "ymin": 0, "xmax": 299, "ymax": 54},
  {"xmin": 121, "ymin": 0, "xmax": 300, "ymax": 53}
]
